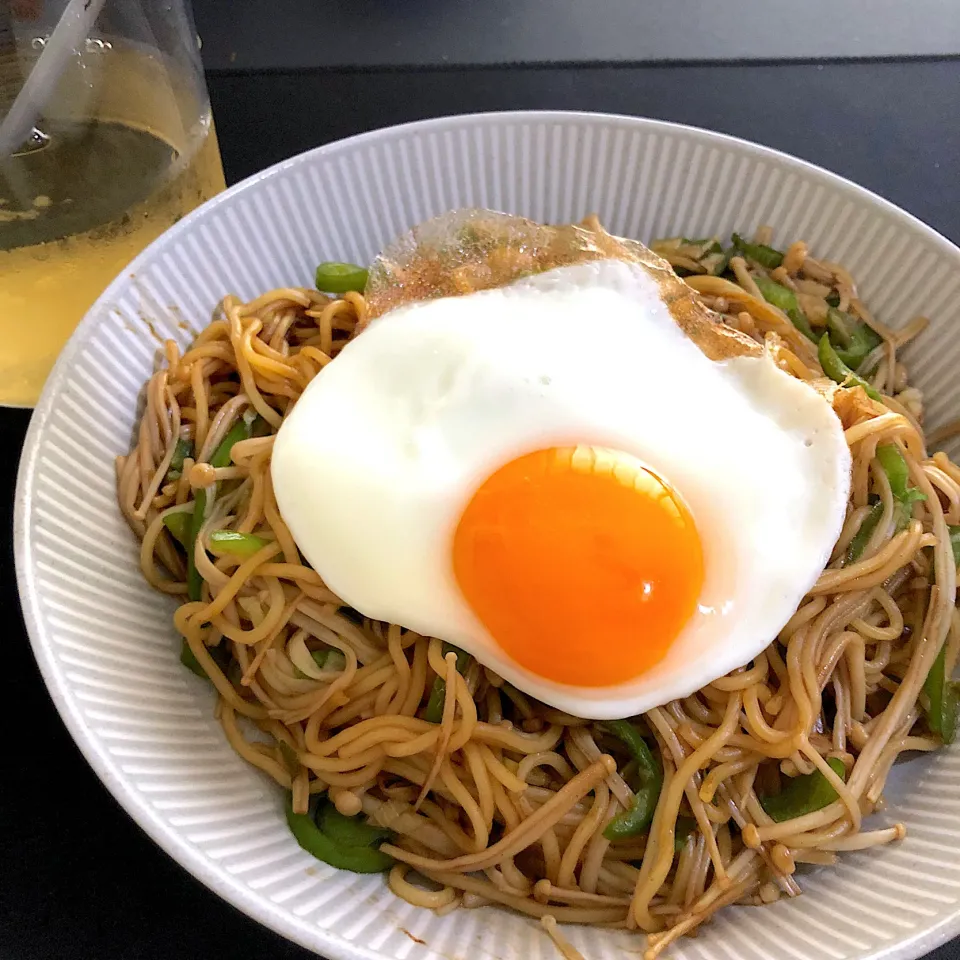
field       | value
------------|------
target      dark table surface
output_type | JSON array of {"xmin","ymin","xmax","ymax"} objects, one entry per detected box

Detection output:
[
  {"xmin": 4, "ymin": 57, "xmax": 960, "ymax": 960},
  {"xmin": 193, "ymin": 0, "xmax": 960, "ymax": 67}
]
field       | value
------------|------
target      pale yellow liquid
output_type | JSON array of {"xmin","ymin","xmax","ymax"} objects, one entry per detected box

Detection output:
[{"xmin": 0, "ymin": 45, "xmax": 226, "ymax": 406}]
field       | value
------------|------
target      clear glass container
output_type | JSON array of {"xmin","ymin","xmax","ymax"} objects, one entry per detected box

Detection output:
[{"xmin": 0, "ymin": 0, "xmax": 226, "ymax": 406}]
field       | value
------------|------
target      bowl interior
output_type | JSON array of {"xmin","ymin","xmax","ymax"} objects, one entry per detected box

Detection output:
[{"xmin": 16, "ymin": 111, "xmax": 960, "ymax": 960}]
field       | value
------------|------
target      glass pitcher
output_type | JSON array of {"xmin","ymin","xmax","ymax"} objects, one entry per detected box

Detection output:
[{"xmin": 0, "ymin": 0, "xmax": 226, "ymax": 407}]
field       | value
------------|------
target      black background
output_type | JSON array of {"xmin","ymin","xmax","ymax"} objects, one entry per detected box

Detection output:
[
  {"xmin": 3, "ymin": 42, "xmax": 960, "ymax": 960},
  {"xmin": 207, "ymin": 61, "xmax": 960, "ymax": 244}
]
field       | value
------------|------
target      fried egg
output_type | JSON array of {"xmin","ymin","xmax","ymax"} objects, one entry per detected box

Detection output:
[{"xmin": 272, "ymin": 252, "xmax": 850, "ymax": 719}]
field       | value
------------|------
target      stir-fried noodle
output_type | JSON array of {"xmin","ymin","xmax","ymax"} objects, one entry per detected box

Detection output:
[{"xmin": 118, "ymin": 221, "xmax": 960, "ymax": 959}]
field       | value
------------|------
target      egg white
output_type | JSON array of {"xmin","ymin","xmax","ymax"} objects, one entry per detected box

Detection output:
[{"xmin": 272, "ymin": 259, "xmax": 850, "ymax": 719}]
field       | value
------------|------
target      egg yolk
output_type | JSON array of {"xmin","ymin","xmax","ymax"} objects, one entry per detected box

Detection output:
[{"xmin": 452, "ymin": 446, "xmax": 703, "ymax": 687}]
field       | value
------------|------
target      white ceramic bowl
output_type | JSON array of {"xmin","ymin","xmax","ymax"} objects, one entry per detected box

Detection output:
[{"xmin": 15, "ymin": 112, "xmax": 960, "ymax": 960}]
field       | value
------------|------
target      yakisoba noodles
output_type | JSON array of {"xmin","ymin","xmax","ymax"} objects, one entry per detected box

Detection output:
[{"xmin": 118, "ymin": 215, "xmax": 960, "ymax": 959}]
